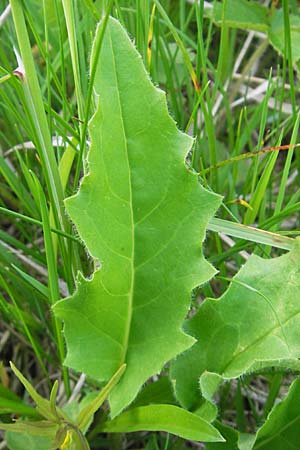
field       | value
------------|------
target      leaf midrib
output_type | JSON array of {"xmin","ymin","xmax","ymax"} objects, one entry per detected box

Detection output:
[{"xmin": 108, "ymin": 25, "xmax": 135, "ymax": 364}]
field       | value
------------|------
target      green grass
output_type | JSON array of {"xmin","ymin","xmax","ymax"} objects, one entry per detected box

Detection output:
[{"xmin": 0, "ymin": 0, "xmax": 300, "ymax": 449}]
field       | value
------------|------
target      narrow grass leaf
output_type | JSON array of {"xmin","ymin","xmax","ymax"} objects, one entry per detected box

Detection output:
[
  {"xmin": 208, "ymin": 218, "xmax": 294, "ymax": 251},
  {"xmin": 0, "ymin": 384, "xmax": 40, "ymax": 417},
  {"xmin": 11, "ymin": 264, "xmax": 49, "ymax": 298}
]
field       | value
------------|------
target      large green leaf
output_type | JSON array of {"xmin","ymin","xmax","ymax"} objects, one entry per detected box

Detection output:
[
  {"xmin": 101, "ymin": 404, "xmax": 224, "ymax": 443},
  {"xmin": 206, "ymin": 0, "xmax": 269, "ymax": 32},
  {"xmin": 252, "ymin": 379, "xmax": 300, "ymax": 450},
  {"xmin": 205, "ymin": 379, "xmax": 300, "ymax": 449},
  {"xmin": 53, "ymin": 17, "xmax": 221, "ymax": 417},
  {"xmin": 171, "ymin": 241, "xmax": 300, "ymax": 410},
  {"xmin": 268, "ymin": 9, "xmax": 300, "ymax": 65}
]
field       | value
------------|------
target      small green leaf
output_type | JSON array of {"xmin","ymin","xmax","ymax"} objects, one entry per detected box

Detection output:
[
  {"xmin": 53, "ymin": 16, "xmax": 221, "ymax": 417},
  {"xmin": 49, "ymin": 381, "xmax": 59, "ymax": 420},
  {"xmin": 101, "ymin": 404, "xmax": 224, "ymax": 442},
  {"xmin": 9, "ymin": 363, "xmax": 66, "ymax": 423},
  {"xmin": 63, "ymin": 392, "xmax": 98, "ymax": 436},
  {"xmin": 194, "ymin": 401, "xmax": 218, "ymax": 424},
  {"xmin": 9, "ymin": 363, "xmax": 57, "ymax": 422},
  {"xmin": 76, "ymin": 363, "xmax": 126, "ymax": 431},
  {"xmin": 200, "ymin": 372, "xmax": 223, "ymax": 402},
  {"xmin": 172, "ymin": 241, "xmax": 300, "ymax": 409}
]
